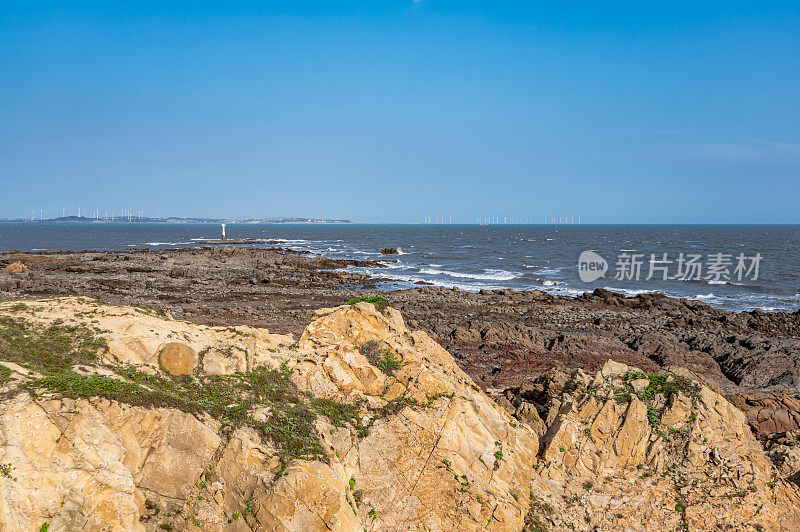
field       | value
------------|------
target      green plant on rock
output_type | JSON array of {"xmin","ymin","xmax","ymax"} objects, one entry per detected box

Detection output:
[
  {"xmin": 0, "ymin": 463, "xmax": 16, "ymax": 481},
  {"xmin": 523, "ymin": 494, "xmax": 549, "ymax": 532},
  {"xmin": 345, "ymin": 295, "xmax": 388, "ymax": 312},
  {"xmin": 621, "ymin": 371, "xmax": 701, "ymax": 403},
  {"xmin": 357, "ymin": 340, "xmax": 401, "ymax": 376},
  {"xmin": 0, "ymin": 315, "xmax": 108, "ymax": 374},
  {"xmin": 606, "ymin": 371, "xmax": 703, "ymax": 434}
]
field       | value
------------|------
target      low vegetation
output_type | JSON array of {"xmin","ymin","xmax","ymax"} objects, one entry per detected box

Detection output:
[
  {"xmin": 345, "ymin": 295, "xmax": 388, "ymax": 312},
  {"xmin": 615, "ymin": 371, "xmax": 701, "ymax": 404},
  {"xmin": 357, "ymin": 340, "xmax": 401, "ymax": 376},
  {"xmin": 608, "ymin": 371, "xmax": 701, "ymax": 437},
  {"xmin": 523, "ymin": 492, "xmax": 554, "ymax": 531},
  {"xmin": 0, "ymin": 315, "xmax": 107, "ymax": 374}
]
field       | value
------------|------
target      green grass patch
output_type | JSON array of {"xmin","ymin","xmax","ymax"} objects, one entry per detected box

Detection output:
[
  {"xmin": 0, "ymin": 463, "xmax": 16, "ymax": 481},
  {"xmin": 345, "ymin": 295, "xmax": 388, "ymax": 312},
  {"xmin": 623, "ymin": 371, "xmax": 700, "ymax": 402},
  {"xmin": 0, "ymin": 315, "xmax": 107, "ymax": 374},
  {"xmin": 523, "ymin": 492, "xmax": 549, "ymax": 532},
  {"xmin": 607, "ymin": 371, "xmax": 701, "ymax": 434}
]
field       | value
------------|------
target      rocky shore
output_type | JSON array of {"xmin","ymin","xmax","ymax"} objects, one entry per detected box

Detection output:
[
  {"xmin": 2, "ymin": 247, "xmax": 799, "ymax": 428},
  {"xmin": 0, "ymin": 296, "xmax": 798, "ymax": 530},
  {"xmin": 0, "ymin": 247, "xmax": 800, "ymax": 528}
]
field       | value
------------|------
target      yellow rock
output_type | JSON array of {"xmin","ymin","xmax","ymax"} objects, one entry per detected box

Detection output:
[
  {"xmin": 2, "ymin": 262, "xmax": 27, "ymax": 274},
  {"xmin": 158, "ymin": 342, "xmax": 198, "ymax": 375},
  {"xmin": 1, "ymin": 298, "xmax": 799, "ymax": 531},
  {"xmin": 0, "ymin": 298, "xmax": 536, "ymax": 531}
]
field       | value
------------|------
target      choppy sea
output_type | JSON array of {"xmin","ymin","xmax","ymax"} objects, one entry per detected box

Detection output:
[{"xmin": 1, "ymin": 223, "xmax": 798, "ymax": 312}]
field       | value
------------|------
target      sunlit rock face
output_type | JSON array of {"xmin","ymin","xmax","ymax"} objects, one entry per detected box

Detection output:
[{"xmin": 0, "ymin": 297, "xmax": 799, "ymax": 531}]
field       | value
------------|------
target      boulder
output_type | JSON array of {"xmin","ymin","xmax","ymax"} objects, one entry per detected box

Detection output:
[
  {"xmin": 2, "ymin": 262, "xmax": 27, "ymax": 275},
  {"xmin": 158, "ymin": 342, "xmax": 198, "ymax": 375},
  {"xmin": 728, "ymin": 392, "xmax": 800, "ymax": 438}
]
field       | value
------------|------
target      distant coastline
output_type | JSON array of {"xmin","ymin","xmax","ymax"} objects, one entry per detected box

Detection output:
[{"xmin": 0, "ymin": 216, "xmax": 353, "ymax": 224}]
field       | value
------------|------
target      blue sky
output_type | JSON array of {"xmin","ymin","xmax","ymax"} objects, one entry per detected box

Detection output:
[{"xmin": 1, "ymin": 1, "xmax": 798, "ymax": 223}]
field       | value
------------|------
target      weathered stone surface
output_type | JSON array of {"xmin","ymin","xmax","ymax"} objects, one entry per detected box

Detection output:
[
  {"xmin": 764, "ymin": 429, "xmax": 800, "ymax": 485},
  {"xmin": 530, "ymin": 360, "xmax": 800, "ymax": 530},
  {"xmin": 158, "ymin": 342, "xmax": 198, "ymax": 375},
  {"xmin": 0, "ymin": 393, "xmax": 223, "ymax": 531},
  {"xmin": 0, "ymin": 298, "xmax": 536, "ymax": 531},
  {"xmin": 728, "ymin": 392, "xmax": 800, "ymax": 438},
  {"xmin": 2, "ymin": 298, "xmax": 800, "ymax": 531},
  {"xmin": 2, "ymin": 262, "xmax": 28, "ymax": 274},
  {"xmin": 0, "ymin": 297, "xmax": 293, "ymax": 375}
]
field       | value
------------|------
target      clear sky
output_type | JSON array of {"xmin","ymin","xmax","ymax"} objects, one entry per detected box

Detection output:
[{"xmin": 1, "ymin": 2, "xmax": 798, "ymax": 223}]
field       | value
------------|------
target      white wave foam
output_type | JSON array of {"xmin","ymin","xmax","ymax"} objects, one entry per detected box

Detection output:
[
  {"xmin": 272, "ymin": 239, "xmax": 311, "ymax": 245},
  {"xmin": 695, "ymin": 293, "xmax": 716, "ymax": 299},
  {"xmin": 377, "ymin": 261, "xmax": 404, "ymax": 269},
  {"xmin": 602, "ymin": 287, "xmax": 658, "ymax": 297},
  {"xmin": 418, "ymin": 268, "xmax": 521, "ymax": 281},
  {"xmin": 396, "ymin": 247, "xmax": 406, "ymax": 255},
  {"xmin": 536, "ymin": 267, "xmax": 562, "ymax": 275},
  {"xmin": 541, "ymin": 285, "xmax": 586, "ymax": 297},
  {"xmin": 687, "ymin": 279, "xmax": 745, "ymax": 286},
  {"xmin": 354, "ymin": 268, "xmax": 500, "ymax": 292},
  {"xmin": 542, "ymin": 280, "xmax": 565, "ymax": 286}
]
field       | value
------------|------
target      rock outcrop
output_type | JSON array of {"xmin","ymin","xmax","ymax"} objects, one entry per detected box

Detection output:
[
  {"xmin": 764, "ymin": 430, "xmax": 800, "ymax": 485},
  {"xmin": 728, "ymin": 392, "xmax": 800, "ymax": 438},
  {"xmin": 0, "ymin": 298, "xmax": 535, "ymax": 531},
  {"xmin": 1, "ymin": 262, "xmax": 27, "ymax": 275},
  {"xmin": 0, "ymin": 298, "xmax": 799, "ymax": 531},
  {"xmin": 519, "ymin": 361, "xmax": 800, "ymax": 530}
]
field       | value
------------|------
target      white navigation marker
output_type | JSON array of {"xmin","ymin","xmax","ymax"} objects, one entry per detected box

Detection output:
[{"xmin": 221, "ymin": 223, "xmax": 226, "ymax": 241}]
